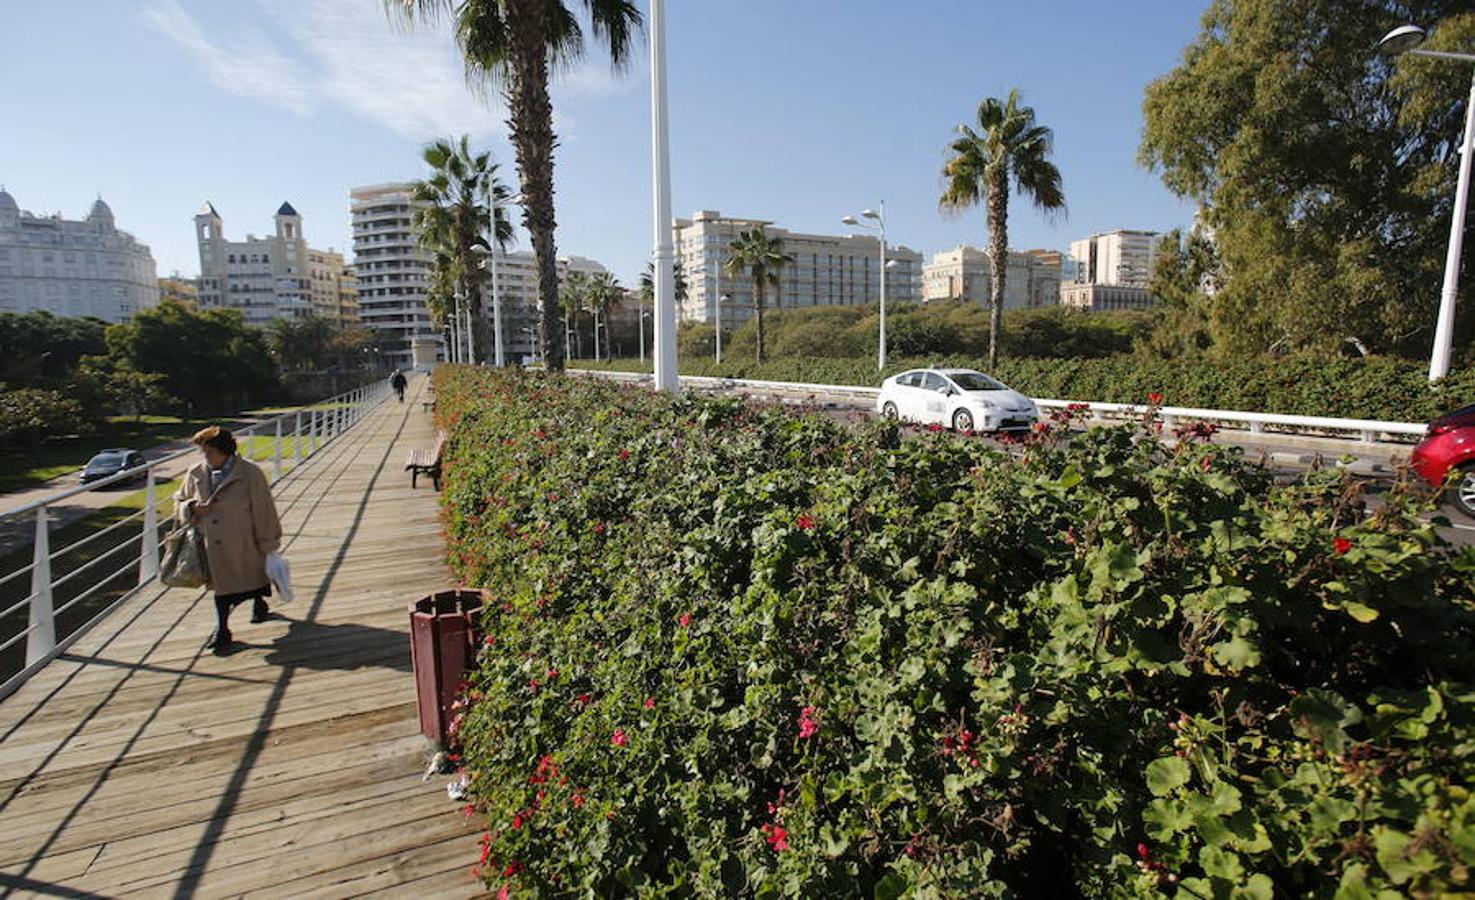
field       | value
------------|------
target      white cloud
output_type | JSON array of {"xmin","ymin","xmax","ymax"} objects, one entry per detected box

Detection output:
[
  {"xmin": 143, "ymin": 0, "xmax": 315, "ymax": 116},
  {"xmin": 142, "ymin": 0, "xmax": 634, "ymax": 140}
]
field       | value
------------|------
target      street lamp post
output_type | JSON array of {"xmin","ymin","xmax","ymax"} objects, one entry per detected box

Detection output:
[
  {"xmin": 649, "ymin": 0, "xmax": 679, "ymax": 392},
  {"xmin": 1379, "ymin": 24, "xmax": 1475, "ymax": 382},
  {"xmin": 489, "ymin": 196, "xmax": 504, "ymax": 367},
  {"xmin": 451, "ymin": 289, "xmax": 464, "ymax": 364},
  {"xmin": 717, "ymin": 293, "xmax": 730, "ymax": 363},
  {"xmin": 711, "ymin": 248, "xmax": 722, "ymax": 362},
  {"xmin": 842, "ymin": 201, "xmax": 887, "ymax": 371}
]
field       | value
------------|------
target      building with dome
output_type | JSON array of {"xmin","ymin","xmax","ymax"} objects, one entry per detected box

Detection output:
[
  {"xmin": 0, "ymin": 188, "xmax": 160, "ymax": 322},
  {"xmin": 195, "ymin": 201, "xmax": 357, "ymax": 328}
]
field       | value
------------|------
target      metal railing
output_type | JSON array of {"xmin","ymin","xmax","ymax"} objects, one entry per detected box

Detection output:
[
  {"xmin": 0, "ymin": 377, "xmax": 394, "ymax": 698},
  {"xmin": 570, "ymin": 369, "xmax": 1429, "ymax": 445}
]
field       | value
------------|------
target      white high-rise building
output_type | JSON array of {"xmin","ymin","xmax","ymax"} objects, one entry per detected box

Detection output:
[
  {"xmin": 194, "ymin": 201, "xmax": 353, "ymax": 328},
  {"xmin": 1068, "ymin": 229, "xmax": 1159, "ymax": 287},
  {"xmin": 0, "ymin": 189, "xmax": 159, "ymax": 322},
  {"xmin": 480, "ymin": 251, "xmax": 609, "ymax": 363},
  {"xmin": 674, "ymin": 210, "xmax": 923, "ymax": 327},
  {"xmin": 350, "ymin": 184, "xmax": 435, "ymax": 368},
  {"xmin": 921, "ymin": 246, "xmax": 1062, "ymax": 309}
]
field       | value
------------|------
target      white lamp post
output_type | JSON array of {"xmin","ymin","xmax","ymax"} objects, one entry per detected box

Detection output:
[
  {"xmin": 717, "ymin": 293, "xmax": 730, "ymax": 363},
  {"xmin": 842, "ymin": 201, "xmax": 888, "ymax": 371},
  {"xmin": 649, "ymin": 0, "xmax": 678, "ymax": 392},
  {"xmin": 1379, "ymin": 24, "xmax": 1475, "ymax": 382}
]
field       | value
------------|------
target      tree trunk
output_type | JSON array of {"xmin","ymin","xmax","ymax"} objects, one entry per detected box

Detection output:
[
  {"xmin": 986, "ymin": 173, "xmax": 1009, "ymax": 372},
  {"xmin": 502, "ymin": 0, "xmax": 563, "ymax": 372},
  {"xmin": 755, "ymin": 281, "xmax": 766, "ymax": 362}
]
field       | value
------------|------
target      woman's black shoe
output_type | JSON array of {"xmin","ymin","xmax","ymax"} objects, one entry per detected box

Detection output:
[
  {"xmin": 250, "ymin": 598, "xmax": 270, "ymax": 623},
  {"xmin": 204, "ymin": 629, "xmax": 233, "ymax": 653}
]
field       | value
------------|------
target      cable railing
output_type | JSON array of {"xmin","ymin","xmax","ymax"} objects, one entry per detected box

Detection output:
[{"xmin": 0, "ymin": 376, "xmax": 395, "ymax": 698}]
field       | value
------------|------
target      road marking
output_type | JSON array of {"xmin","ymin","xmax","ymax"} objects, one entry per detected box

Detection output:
[{"xmin": 1448, "ymin": 522, "xmax": 1475, "ymax": 531}]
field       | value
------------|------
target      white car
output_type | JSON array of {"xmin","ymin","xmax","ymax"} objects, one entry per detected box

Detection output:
[{"xmin": 876, "ymin": 368, "xmax": 1039, "ymax": 432}]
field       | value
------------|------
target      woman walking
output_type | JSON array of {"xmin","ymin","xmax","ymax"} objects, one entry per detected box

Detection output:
[{"xmin": 175, "ymin": 426, "xmax": 283, "ymax": 653}]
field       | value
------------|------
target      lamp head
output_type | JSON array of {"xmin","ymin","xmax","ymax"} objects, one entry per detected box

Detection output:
[
  {"xmin": 841, "ymin": 215, "xmax": 860, "ymax": 226},
  {"xmin": 861, "ymin": 209, "xmax": 880, "ymax": 220},
  {"xmin": 1378, "ymin": 24, "xmax": 1427, "ymax": 55},
  {"xmin": 885, "ymin": 259, "xmax": 902, "ymax": 269}
]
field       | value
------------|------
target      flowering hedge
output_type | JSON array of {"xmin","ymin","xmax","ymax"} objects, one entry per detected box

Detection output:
[{"xmin": 436, "ymin": 366, "xmax": 1475, "ymax": 897}]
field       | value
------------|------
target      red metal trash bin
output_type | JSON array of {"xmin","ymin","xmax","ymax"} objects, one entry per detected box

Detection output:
[{"xmin": 409, "ymin": 588, "xmax": 485, "ymax": 747}]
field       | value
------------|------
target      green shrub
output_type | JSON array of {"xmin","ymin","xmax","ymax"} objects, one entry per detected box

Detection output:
[
  {"xmin": 0, "ymin": 387, "xmax": 88, "ymax": 448},
  {"xmin": 438, "ymin": 367, "xmax": 1475, "ymax": 897},
  {"xmin": 573, "ymin": 353, "xmax": 1475, "ymax": 423}
]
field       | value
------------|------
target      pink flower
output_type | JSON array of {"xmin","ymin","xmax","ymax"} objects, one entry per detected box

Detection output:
[
  {"xmin": 679, "ymin": 612, "xmax": 692, "ymax": 628},
  {"xmin": 1333, "ymin": 537, "xmax": 1352, "ymax": 555},
  {"xmin": 795, "ymin": 514, "xmax": 816, "ymax": 531},
  {"xmin": 644, "ymin": 697, "xmax": 656, "ymax": 709},
  {"xmin": 797, "ymin": 705, "xmax": 819, "ymax": 739},
  {"xmin": 762, "ymin": 823, "xmax": 789, "ymax": 852},
  {"xmin": 497, "ymin": 887, "xmax": 511, "ymax": 900},
  {"xmin": 611, "ymin": 728, "xmax": 628, "ymax": 747}
]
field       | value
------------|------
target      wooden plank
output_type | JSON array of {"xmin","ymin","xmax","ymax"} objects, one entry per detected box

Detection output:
[{"xmin": 0, "ymin": 377, "xmax": 482, "ymax": 894}]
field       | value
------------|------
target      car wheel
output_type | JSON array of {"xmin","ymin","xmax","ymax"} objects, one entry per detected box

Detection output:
[
  {"xmin": 881, "ymin": 402, "xmax": 899, "ymax": 420},
  {"xmin": 1453, "ymin": 466, "xmax": 1475, "ymax": 519},
  {"xmin": 952, "ymin": 409, "xmax": 974, "ymax": 433}
]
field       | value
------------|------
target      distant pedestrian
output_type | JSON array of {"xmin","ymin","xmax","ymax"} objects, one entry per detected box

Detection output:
[
  {"xmin": 175, "ymin": 426, "xmax": 283, "ymax": 654},
  {"xmin": 391, "ymin": 368, "xmax": 408, "ymax": 403}
]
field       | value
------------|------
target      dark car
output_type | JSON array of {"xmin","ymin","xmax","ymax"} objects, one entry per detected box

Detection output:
[
  {"xmin": 80, "ymin": 449, "xmax": 147, "ymax": 487},
  {"xmin": 1410, "ymin": 404, "xmax": 1475, "ymax": 517}
]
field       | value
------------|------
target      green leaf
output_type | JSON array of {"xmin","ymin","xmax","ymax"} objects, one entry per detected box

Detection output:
[
  {"xmin": 1143, "ymin": 797, "xmax": 1195, "ymax": 839},
  {"xmin": 1200, "ymin": 844, "xmax": 1245, "ymax": 881},
  {"xmin": 1341, "ymin": 600, "xmax": 1379, "ymax": 623},
  {"xmin": 1146, "ymin": 756, "xmax": 1192, "ymax": 796},
  {"xmin": 873, "ymin": 872, "xmax": 908, "ymax": 900},
  {"xmin": 1211, "ymin": 635, "xmax": 1261, "ymax": 671}
]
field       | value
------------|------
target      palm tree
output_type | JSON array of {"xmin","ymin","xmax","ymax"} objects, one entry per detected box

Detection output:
[
  {"xmin": 638, "ymin": 260, "xmax": 687, "ymax": 307},
  {"xmin": 583, "ymin": 271, "xmax": 622, "ymax": 362},
  {"xmin": 410, "ymin": 136, "xmax": 515, "ymax": 362},
  {"xmin": 941, "ymin": 89, "xmax": 1066, "ymax": 370},
  {"xmin": 724, "ymin": 227, "xmax": 793, "ymax": 362},
  {"xmin": 562, "ymin": 269, "xmax": 590, "ymax": 360},
  {"xmin": 387, "ymin": 1, "xmax": 643, "ymax": 374}
]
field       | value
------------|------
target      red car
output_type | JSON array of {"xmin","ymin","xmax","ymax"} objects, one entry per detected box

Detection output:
[{"xmin": 1410, "ymin": 403, "xmax": 1475, "ymax": 517}]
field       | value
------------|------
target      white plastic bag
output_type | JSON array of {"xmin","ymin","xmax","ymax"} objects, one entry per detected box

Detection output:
[{"xmin": 265, "ymin": 551, "xmax": 294, "ymax": 603}]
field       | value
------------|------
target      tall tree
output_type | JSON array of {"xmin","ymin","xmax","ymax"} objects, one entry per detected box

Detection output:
[
  {"xmin": 410, "ymin": 135, "xmax": 515, "ymax": 361},
  {"xmin": 105, "ymin": 299, "xmax": 277, "ymax": 415},
  {"xmin": 387, "ymin": 1, "xmax": 643, "ymax": 373},
  {"xmin": 724, "ymin": 227, "xmax": 793, "ymax": 362},
  {"xmin": 1140, "ymin": 2, "xmax": 1475, "ymax": 358},
  {"xmin": 583, "ymin": 271, "xmax": 623, "ymax": 362},
  {"xmin": 639, "ymin": 260, "xmax": 687, "ymax": 307},
  {"xmin": 941, "ymin": 89, "xmax": 1066, "ymax": 371}
]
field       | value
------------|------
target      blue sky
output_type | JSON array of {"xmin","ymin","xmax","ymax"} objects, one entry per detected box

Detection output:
[{"xmin": 1, "ymin": 1, "xmax": 1206, "ymax": 286}]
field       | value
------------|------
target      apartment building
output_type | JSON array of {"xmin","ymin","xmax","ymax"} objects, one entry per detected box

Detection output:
[
  {"xmin": 0, "ymin": 189, "xmax": 158, "ymax": 322},
  {"xmin": 673, "ymin": 210, "xmax": 923, "ymax": 328},
  {"xmin": 1068, "ymin": 229, "xmax": 1159, "ymax": 287},
  {"xmin": 194, "ymin": 201, "xmax": 354, "ymax": 328},
  {"xmin": 480, "ymin": 250, "xmax": 610, "ymax": 362},
  {"xmin": 921, "ymin": 245, "xmax": 1062, "ymax": 309},
  {"xmin": 350, "ymin": 183, "xmax": 434, "ymax": 368}
]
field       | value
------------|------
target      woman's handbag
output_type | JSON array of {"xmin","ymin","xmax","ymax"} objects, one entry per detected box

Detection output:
[{"xmin": 160, "ymin": 524, "xmax": 211, "ymax": 588}]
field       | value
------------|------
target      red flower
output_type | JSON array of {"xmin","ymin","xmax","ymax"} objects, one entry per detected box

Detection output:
[
  {"xmin": 679, "ymin": 612, "xmax": 692, "ymax": 628},
  {"xmin": 1148, "ymin": 392, "xmax": 1164, "ymax": 406},
  {"xmin": 1333, "ymin": 537, "xmax": 1352, "ymax": 555},
  {"xmin": 762, "ymin": 823, "xmax": 789, "ymax": 852},
  {"xmin": 593, "ymin": 521, "xmax": 606, "ymax": 535},
  {"xmin": 497, "ymin": 887, "xmax": 511, "ymax": 900},
  {"xmin": 575, "ymin": 693, "xmax": 593, "ymax": 707},
  {"xmin": 797, "ymin": 705, "xmax": 819, "ymax": 739},
  {"xmin": 644, "ymin": 696, "xmax": 656, "ymax": 709},
  {"xmin": 927, "ymin": 423, "xmax": 943, "ymax": 432},
  {"xmin": 512, "ymin": 812, "xmax": 525, "ymax": 829},
  {"xmin": 795, "ymin": 514, "xmax": 816, "ymax": 531},
  {"xmin": 502, "ymin": 860, "xmax": 523, "ymax": 878},
  {"xmin": 573, "ymin": 793, "xmax": 586, "ymax": 808},
  {"xmin": 611, "ymin": 728, "xmax": 628, "ymax": 747},
  {"xmin": 1137, "ymin": 842, "xmax": 1151, "ymax": 860},
  {"xmin": 546, "ymin": 668, "xmax": 559, "ymax": 680},
  {"xmin": 618, "ymin": 448, "xmax": 631, "ymax": 460}
]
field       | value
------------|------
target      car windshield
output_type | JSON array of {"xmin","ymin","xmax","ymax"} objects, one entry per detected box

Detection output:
[
  {"xmin": 947, "ymin": 372, "xmax": 1007, "ymax": 392},
  {"xmin": 88, "ymin": 452, "xmax": 127, "ymax": 467}
]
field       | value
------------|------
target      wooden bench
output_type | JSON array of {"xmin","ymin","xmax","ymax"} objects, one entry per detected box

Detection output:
[{"xmin": 405, "ymin": 431, "xmax": 446, "ymax": 490}]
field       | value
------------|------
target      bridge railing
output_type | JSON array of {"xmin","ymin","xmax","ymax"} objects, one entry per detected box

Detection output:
[
  {"xmin": 573, "ymin": 370, "xmax": 1429, "ymax": 446},
  {"xmin": 0, "ymin": 377, "xmax": 393, "ymax": 699}
]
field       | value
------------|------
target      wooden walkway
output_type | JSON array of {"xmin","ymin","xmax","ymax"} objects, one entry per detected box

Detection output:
[{"xmin": 0, "ymin": 377, "xmax": 484, "ymax": 898}]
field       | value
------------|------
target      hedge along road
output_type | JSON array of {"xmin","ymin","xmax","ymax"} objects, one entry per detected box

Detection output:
[{"xmin": 698, "ymin": 387, "xmax": 1475, "ymax": 549}]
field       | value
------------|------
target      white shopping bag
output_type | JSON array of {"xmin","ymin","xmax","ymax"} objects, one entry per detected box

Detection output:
[{"xmin": 265, "ymin": 551, "xmax": 295, "ymax": 603}]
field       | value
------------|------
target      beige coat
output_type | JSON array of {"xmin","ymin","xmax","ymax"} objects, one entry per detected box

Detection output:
[{"xmin": 174, "ymin": 457, "xmax": 282, "ymax": 595}]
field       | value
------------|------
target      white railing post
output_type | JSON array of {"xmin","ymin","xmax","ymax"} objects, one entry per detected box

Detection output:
[
  {"xmin": 273, "ymin": 417, "xmax": 283, "ymax": 482},
  {"xmin": 310, "ymin": 409, "xmax": 319, "ymax": 455},
  {"xmin": 27, "ymin": 507, "xmax": 55, "ymax": 666},
  {"xmin": 295, "ymin": 411, "xmax": 305, "ymax": 467},
  {"xmin": 138, "ymin": 469, "xmax": 160, "ymax": 585}
]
